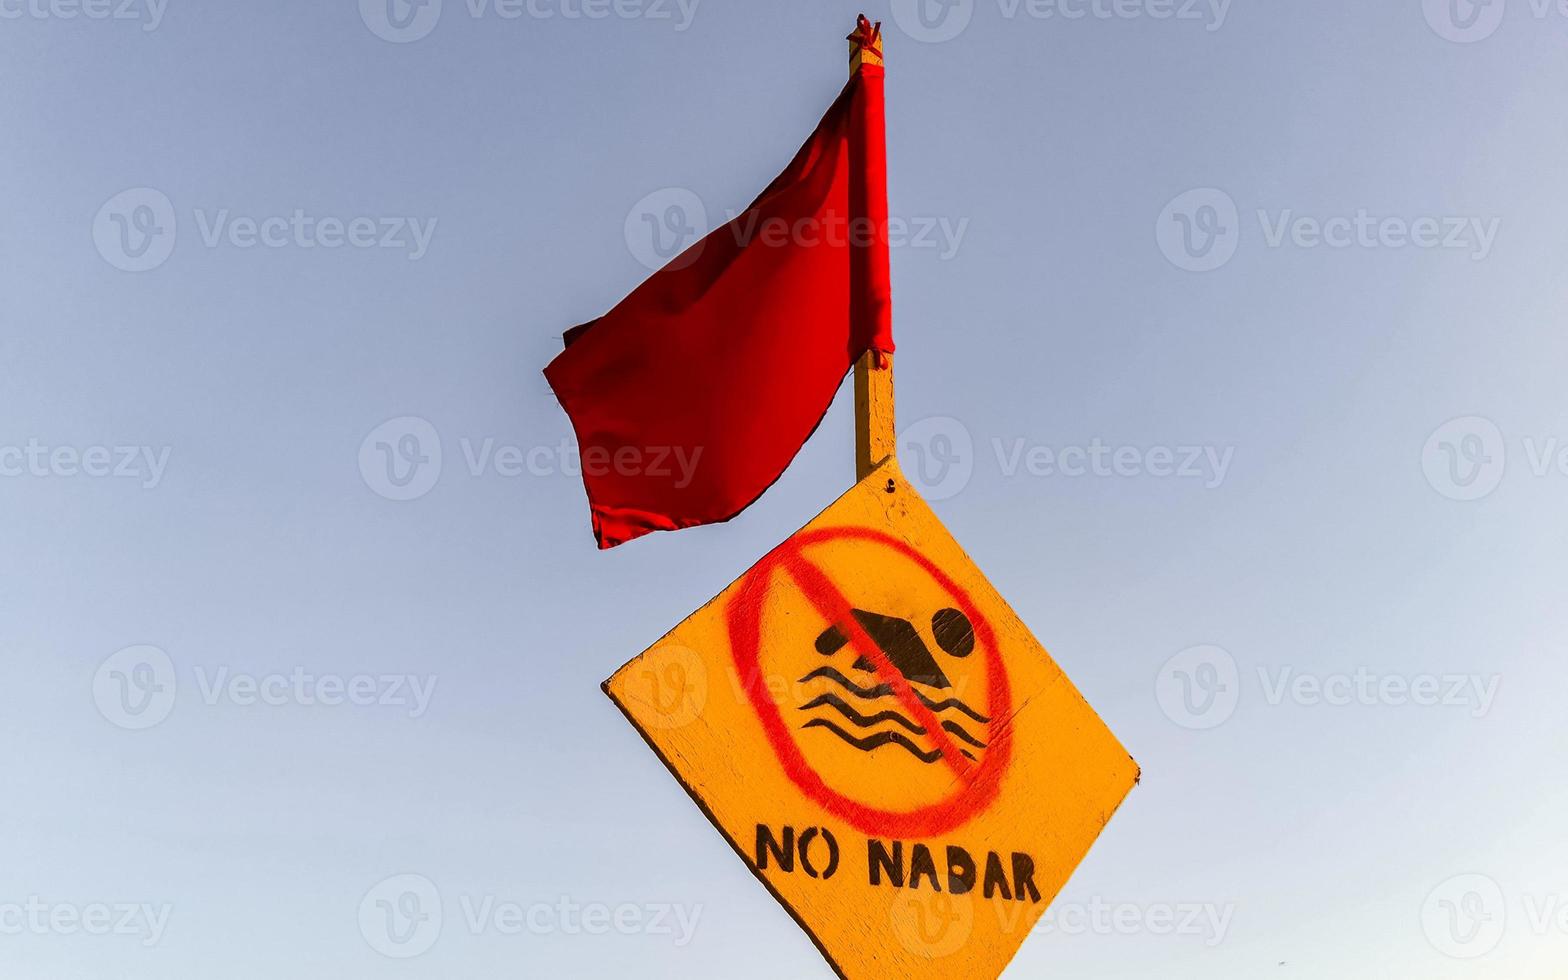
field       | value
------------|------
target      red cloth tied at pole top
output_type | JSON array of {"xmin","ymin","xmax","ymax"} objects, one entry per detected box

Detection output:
[
  {"xmin": 544, "ymin": 22, "xmax": 894, "ymax": 550},
  {"xmin": 848, "ymin": 14, "xmax": 883, "ymax": 61}
]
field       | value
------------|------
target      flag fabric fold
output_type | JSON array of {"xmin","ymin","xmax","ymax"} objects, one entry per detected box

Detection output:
[{"xmin": 545, "ymin": 28, "xmax": 893, "ymax": 550}]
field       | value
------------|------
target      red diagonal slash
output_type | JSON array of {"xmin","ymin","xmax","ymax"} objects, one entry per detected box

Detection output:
[
  {"xmin": 782, "ymin": 553, "xmax": 977, "ymax": 782},
  {"xmin": 727, "ymin": 525, "xmax": 1013, "ymax": 838}
]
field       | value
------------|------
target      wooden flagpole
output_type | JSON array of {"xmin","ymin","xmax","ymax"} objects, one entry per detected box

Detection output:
[{"xmin": 851, "ymin": 20, "xmax": 896, "ymax": 482}]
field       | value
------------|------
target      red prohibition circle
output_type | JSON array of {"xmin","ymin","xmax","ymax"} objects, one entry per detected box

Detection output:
[{"xmin": 727, "ymin": 526, "xmax": 1014, "ymax": 838}]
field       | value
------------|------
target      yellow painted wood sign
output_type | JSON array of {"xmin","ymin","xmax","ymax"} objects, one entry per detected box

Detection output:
[{"xmin": 605, "ymin": 458, "xmax": 1138, "ymax": 979}]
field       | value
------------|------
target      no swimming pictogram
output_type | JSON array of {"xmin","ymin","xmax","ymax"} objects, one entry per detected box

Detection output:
[
  {"xmin": 605, "ymin": 459, "xmax": 1139, "ymax": 980},
  {"xmin": 728, "ymin": 526, "xmax": 1014, "ymax": 838}
]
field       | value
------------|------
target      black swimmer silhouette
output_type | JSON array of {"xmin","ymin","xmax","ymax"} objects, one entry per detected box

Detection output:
[
  {"xmin": 812, "ymin": 608, "xmax": 974, "ymax": 689},
  {"xmin": 801, "ymin": 607, "xmax": 988, "ymax": 764}
]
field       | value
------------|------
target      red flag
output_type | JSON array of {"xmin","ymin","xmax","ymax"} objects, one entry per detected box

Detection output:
[{"xmin": 545, "ymin": 18, "xmax": 893, "ymax": 549}]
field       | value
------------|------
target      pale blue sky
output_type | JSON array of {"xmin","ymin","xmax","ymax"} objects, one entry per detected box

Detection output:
[{"xmin": 4, "ymin": 1, "xmax": 1568, "ymax": 977}]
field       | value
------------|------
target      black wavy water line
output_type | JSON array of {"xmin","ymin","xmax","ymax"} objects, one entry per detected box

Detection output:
[
  {"xmin": 941, "ymin": 720, "xmax": 988, "ymax": 749},
  {"xmin": 799, "ymin": 693, "xmax": 990, "ymax": 751},
  {"xmin": 798, "ymin": 693, "xmax": 923, "ymax": 734},
  {"xmin": 800, "ymin": 718, "xmax": 942, "ymax": 763},
  {"xmin": 797, "ymin": 666, "xmax": 993, "ymax": 724}
]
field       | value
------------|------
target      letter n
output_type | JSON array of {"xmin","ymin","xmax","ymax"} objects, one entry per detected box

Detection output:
[
  {"xmin": 868, "ymin": 840, "xmax": 903, "ymax": 887},
  {"xmin": 756, "ymin": 824, "xmax": 794, "ymax": 873}
]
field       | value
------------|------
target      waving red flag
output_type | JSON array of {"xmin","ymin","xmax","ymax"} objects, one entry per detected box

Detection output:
[{"xmin": 545, "ymin": 17, "xmax": 894, "ymax": 549}]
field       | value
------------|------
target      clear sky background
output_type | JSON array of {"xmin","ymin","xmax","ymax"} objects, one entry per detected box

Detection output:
[{"xmin": 4, "ymin": 1, "xmax": 1567, "ymax": 977}]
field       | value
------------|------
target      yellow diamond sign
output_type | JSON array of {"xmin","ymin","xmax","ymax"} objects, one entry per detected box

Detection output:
[{"xmin": 605, "ymin": 458, "xmax": 1139, "ymax": 979}]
